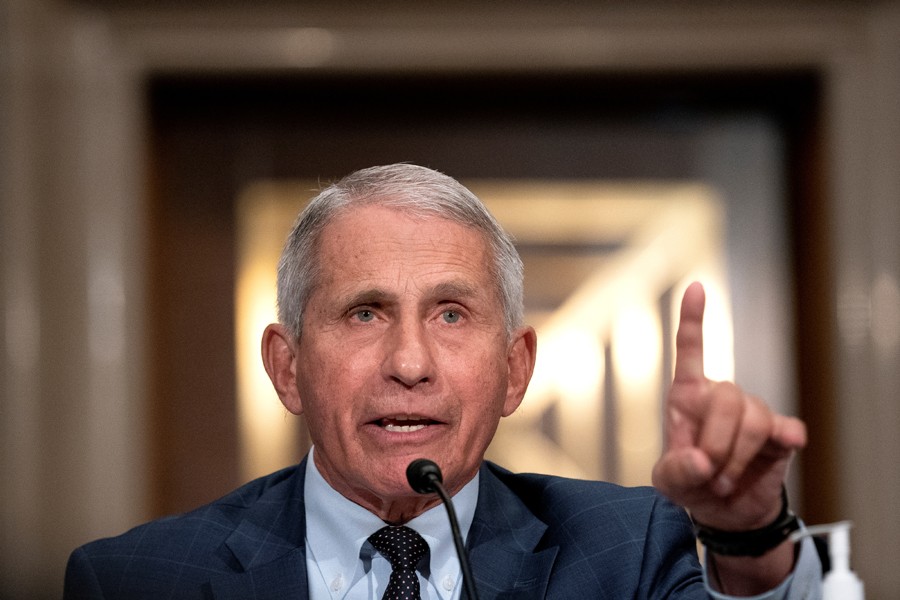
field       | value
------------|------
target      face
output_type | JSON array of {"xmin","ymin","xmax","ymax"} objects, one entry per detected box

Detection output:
[{"xmin": 264, "ymin": 204, "xmax": 535, "ymax": 519}]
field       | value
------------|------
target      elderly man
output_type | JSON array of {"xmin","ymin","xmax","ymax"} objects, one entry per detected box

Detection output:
[{"xmin": 65, "ymin": 164, "xmax": 821, "ymax": 599}]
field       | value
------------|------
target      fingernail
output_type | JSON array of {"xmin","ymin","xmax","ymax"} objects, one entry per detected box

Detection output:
[{"xmin": 713, "ymin": 475, "xmax": 734, "ymax": 497}]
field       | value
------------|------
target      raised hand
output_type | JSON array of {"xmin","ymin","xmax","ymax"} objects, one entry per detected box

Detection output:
[{"xmin": 652, "ymin": 282, "xmax": 807, "ymax": 532}]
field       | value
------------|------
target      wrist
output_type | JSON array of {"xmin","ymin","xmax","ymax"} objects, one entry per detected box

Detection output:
[
  {"xmin": 693, "ymin": 486, "xmax": 800, "ymax": 557},
  {"xmin": 707, "ymin": 538, "xmax": 798, "ymax": 595}
]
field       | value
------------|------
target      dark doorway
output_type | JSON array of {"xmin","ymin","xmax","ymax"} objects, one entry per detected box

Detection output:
[{"xmin": 146, "ymin": 71, "xmax": 833, "ymax": 523}]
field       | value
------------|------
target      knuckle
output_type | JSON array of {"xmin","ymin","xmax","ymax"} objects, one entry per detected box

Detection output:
[
  {"xmin": 743, "ymin": 397, "xmax": 775, "ymax": 440},
  {"xmin": 710, "ymin": 381, "xmax": 743, "ymax": 412}
]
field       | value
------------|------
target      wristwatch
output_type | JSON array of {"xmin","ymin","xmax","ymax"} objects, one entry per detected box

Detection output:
[{"xmin": 692, "ymin": 487, "xmax": 801, "ymax": 557}]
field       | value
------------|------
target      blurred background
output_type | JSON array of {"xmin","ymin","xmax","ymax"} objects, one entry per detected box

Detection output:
[{"xmin": 2, "ymin": 0, "xmax": 899, "ymax": 597}]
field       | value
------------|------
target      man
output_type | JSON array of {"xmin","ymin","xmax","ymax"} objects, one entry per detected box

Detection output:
[{"xmin": 65, "ymin": 164, "xmax": 821, "ymax": 598}]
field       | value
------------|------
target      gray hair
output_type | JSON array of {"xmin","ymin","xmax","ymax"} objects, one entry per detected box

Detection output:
[{"xmin": 276, "ymin": 163, "xmax": 524, "ymax": 340}]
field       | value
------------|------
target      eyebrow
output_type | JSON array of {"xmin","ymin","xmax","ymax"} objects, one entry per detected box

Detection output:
[
  {"xmin": 340, "ymin": 288, "xmax": 395, "ymax": 309},
  {"xmin": 339, "ymin": 281, "xmax": 482, "ymax": 310},
  {"xmin": 429, "ymin": 281, "xmax": 481, "ymax": 303}
]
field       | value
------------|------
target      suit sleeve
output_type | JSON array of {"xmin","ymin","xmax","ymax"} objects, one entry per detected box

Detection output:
[
  {"xmin": 637, "ymin": 494, "xmax": 709, "ymax": 598},
  {"xmin": 638, "ymin": 495, "xmax": 823, "ymax": 599},
  {"xmin": 63, "ymin": 546, "xmax": 106, "ymax": 600}
]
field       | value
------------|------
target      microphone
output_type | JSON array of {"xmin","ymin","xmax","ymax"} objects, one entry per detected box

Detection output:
[
  {"xmin": 406, "ymin": 458, "xmax": 443, "ymax": 494},
  {"xmin": 406, "ymin": 459, "xmax": 480, "ymax": 600}
]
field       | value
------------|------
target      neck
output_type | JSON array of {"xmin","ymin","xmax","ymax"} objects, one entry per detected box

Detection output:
[
  {"xmin": 369, "ymin": 495, "xmax": 445, "ymax": 524},
  {"xmin": 309, "ymin": 450, "xmax": 478, "ymax": 524},
  {"xmin": 317, "ymin": 471, "xmax": 447, "ymax": 523}
]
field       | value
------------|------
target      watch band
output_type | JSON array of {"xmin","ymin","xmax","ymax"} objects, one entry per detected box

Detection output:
[{"xmin": 693, "ymin": 487, "xmax": 801, "ymax": 557}]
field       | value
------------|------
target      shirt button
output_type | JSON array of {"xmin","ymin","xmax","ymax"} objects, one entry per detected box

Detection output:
[
  {"xmin": 442, "ymin": 574, "xmax": 455, "ymax": 591},
  {"xmin": 330, "ymin": 574, "xmax": 344, "ymax": 592}
]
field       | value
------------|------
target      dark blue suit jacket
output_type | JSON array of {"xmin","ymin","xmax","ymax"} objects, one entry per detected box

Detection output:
[{"xmin": 64, "ymin": 458, "xmax": 706, "ymax": 599}]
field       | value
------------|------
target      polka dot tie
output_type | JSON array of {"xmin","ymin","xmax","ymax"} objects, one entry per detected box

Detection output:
[{"xmin": 368, "ymin": 525, "xmax": 428, "ymax": 600}]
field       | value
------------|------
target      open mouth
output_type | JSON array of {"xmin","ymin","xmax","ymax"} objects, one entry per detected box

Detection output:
[{"xmin": 375, "ymin": 416, "xmax": 439, "ymax": 433}]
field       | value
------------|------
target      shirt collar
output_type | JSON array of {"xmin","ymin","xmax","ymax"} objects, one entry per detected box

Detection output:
[{"xmin": 304, "ymin": 446, "xmax": 479, "ymax": 600}]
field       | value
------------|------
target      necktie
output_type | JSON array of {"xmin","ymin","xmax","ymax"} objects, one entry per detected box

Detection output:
[{"xmin": 368, "ymin": 525, "xmax": 428, "ymax": 600}]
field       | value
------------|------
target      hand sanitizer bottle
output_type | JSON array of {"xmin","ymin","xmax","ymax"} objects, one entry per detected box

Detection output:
[
  {"xmin": 822, "ymin": 522, "xmax": 864, "ymax": 600},
  {"xmin": 794, "ymin": 521, "xmax": 864, "ymax": 600}
]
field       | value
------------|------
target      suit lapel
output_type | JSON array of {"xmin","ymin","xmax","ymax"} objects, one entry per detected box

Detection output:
[
  {"xmin": 467, "ymin": 464, "xmax": 558, "ymax": 600},
  {"xmin": 209, "ymin": 459, "xmax": 310, "ymax": 599},
  {"xmin": 207, "ymin": 459, "xmax": 559, "ymax": 599},
  {"xmin": 210, "ymin": 548, "xmax": 308, "ymax": 600}
]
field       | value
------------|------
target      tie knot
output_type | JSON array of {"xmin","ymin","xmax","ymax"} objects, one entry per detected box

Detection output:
[{"xmin": 368, "ymin": 525, "xmax": 428, "ymax": 571}]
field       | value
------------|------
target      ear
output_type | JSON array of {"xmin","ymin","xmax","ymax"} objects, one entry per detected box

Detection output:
[
  {"xmin": 502, "ymin": 326, "xmax": 537, "ymax": 417},
  {"xmin": 261, "ymin": 323, "xmax": 303, "ymax": 415}
]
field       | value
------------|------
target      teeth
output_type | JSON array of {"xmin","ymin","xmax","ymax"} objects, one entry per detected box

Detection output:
[{"xmin": 384, "ymin": 423, "xmax": 428, "ymax": 433}]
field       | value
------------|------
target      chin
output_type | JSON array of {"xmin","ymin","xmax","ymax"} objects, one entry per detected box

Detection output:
[
  {"xmin": 370, "ymin": 462, "xmax": 417, "ymax": 494},
  {"xmin": 370, "ymin": 480, "xmax": 422, "ymax": 506}
]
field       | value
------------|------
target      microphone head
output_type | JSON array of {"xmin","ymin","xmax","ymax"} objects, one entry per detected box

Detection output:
[{"xmin": 406, "ymin": 458, "xmax": 443, "ymax": 494}]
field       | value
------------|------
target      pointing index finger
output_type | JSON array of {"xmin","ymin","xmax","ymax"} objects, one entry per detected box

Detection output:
[{"xmin": 674, "ymin": 281, "xmax": 707, "ymax": 384}]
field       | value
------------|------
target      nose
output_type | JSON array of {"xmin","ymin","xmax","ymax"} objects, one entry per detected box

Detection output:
[{"xmin": 383, "ymin": 318, "xmax": 434, "ymax": 387}]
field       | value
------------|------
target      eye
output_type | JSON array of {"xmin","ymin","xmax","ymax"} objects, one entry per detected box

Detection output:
[
  {"xmin": 354, "ymin": 309, "xmax": 375, "ymax": 323},
  {"xmin": 442, "ymin": 309, "xmax": 461, "ymax": 324}
]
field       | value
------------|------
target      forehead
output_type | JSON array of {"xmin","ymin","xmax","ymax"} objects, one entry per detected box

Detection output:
[
  {"xmin": 319, "ymin": 203, "xmax": 491, "ymax": 261},
  {"xmin": 311, "ymin": 204, "xmax": 498, "ymax": 299},
  {"xmin": 306, "ymin": 204, "xmax": 506, "ymax": 321}
]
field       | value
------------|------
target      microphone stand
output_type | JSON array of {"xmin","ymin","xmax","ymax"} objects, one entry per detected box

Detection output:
[{"xmin": 407, "ymin": 459, "xmax": 480, "ymax": 600}]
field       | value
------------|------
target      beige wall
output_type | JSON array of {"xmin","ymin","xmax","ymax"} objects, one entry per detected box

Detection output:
[
  {"xmin": 1, "ymin": 1, "xmax": 148, "ymax": 596},
  {"xmin": 2, "ymin": 1, "xmax": 899, "ymax": 597}
]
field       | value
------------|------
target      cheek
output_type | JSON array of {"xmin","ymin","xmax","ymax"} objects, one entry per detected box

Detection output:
[
  {"xmin": 298, "ymin": 349, "xmax": 356, "ymax": 416},
  {"xmin": 454, "ymin": 353, "xmax": 510, "ymax": 417},
  {"xmin": 304, "ymin": 332, "xmax": 365, "ymax": 381}
]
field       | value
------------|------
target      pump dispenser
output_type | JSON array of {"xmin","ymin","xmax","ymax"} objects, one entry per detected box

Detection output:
[{"xmin": 793, "ymin": 521, "xmax": 864, "ymax": 600}]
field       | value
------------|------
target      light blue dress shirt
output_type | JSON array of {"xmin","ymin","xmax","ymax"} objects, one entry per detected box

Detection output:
[
  {"xmin": 304, "ymin": 447, "xmax": 478, "ymax": 600},
  {"xmin": 303, "ymin": 447, "xmax": 820, "ymax": 599}
]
